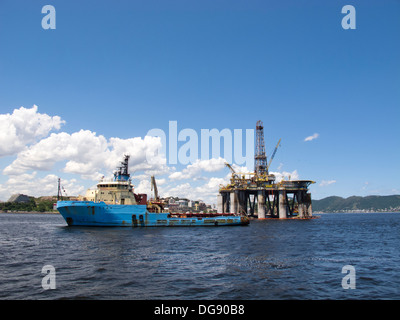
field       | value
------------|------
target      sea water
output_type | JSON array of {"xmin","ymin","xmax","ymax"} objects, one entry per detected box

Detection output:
[{"xmin": 0, "ymin": 212, "xmax": 399, "ymax": 299}]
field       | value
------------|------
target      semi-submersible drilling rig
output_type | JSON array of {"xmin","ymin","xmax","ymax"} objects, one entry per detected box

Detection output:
[{"xmin": 217, "ymin": 120, "xmax": 315, "ymax": 219}]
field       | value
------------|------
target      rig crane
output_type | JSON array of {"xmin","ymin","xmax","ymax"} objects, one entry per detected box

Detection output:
[
  {"xmin": 225, "ymin": 162, "xmax": 238, "ymax": 178},
  {"xmin": 266, "ymin": 138, "xmax": 281, "ymax": 172}
]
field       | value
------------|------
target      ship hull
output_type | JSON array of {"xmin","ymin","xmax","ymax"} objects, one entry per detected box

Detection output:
[{"xmin": 57, "ymin": 201, "xmax": 249, "ymax": 227}]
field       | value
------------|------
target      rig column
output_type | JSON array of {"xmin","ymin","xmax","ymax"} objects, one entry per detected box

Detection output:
[
  {"xmin": 279, "ymin": 189, "xmax": 287, "ymax": 219},
  {"xmin": 257, "ymin": 191, "xmax": 266, "ymax": 219},
  {"xmin": 238, "ymin": 191, "xmax": 247, "ymax": 215},
  {"xmin": 305, "ymin": 192, "xmax": 313, "ymax": 217},
  {"xmin": 217, "ymin": 194, "xmax": 223, "ymax": 213},
  {"xmin": 230, "ymin": 191, "xmax": 238, "ymax": 214},
  {"xmin": 297, "ymin": 191, "xmax": 305, "ymax": 218},
  {"xmin": 222, "ymin": 193, "xmax": 229, "ymax": 213}
]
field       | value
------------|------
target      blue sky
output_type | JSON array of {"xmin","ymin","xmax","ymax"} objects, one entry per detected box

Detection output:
[{"xmin": 0, "ymin": 0, "xmax": 399, "ymax": 202}]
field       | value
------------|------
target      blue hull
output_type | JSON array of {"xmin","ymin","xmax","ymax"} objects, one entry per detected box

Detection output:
[{"xmin": 57, "ymin": 201, "xmax": 249, "ymax": 227}]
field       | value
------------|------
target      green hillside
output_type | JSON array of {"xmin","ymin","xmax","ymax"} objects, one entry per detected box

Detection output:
[
  {"xmin": 0, "ymin": 196, "xmax": 58, "ymax": 212},
  {"xmin": 312, "ymin": 195, "xmax": 400, "ymax": 213}
]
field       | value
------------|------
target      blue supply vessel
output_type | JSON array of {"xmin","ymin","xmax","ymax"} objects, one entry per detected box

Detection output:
[{"xmin": 57, "ymin": 155, "xmax": 249, "ymax": 227}]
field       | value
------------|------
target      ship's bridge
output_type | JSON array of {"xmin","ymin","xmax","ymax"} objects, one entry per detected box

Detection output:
[
  {"xmin": 97, "ymin": 178, "xmax": 133, "ymax": 189},
  {"xmin": 81, "ymin": 155, "xmax": 138, "ymax": 205}
]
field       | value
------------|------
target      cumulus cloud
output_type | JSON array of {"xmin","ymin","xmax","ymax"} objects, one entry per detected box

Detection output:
[
  {"xmin": 0, "ymin": 172, "xmax": 85, "ymax": 200},
  {"xmin": 0, "ymin": 105, "xmax": 174, "ymax": 200},
  {"xmin": 304, "ymin": 133, "xmax": 319, "ymax": 142},
  {"xmin": 3, "ymin": 130, "xmax": 108, "ymax": 175},
  {"xmin": 194, "ymin": 177, "xmax": 228, "ymax": 199},
  {"xmin": 108, "ymin": 136, "xmax": 168, "ymax": 173},
  {"xmin": 319, "ymin": 180, "xmax": 336, "ymax": 187},
  {"xmin": 138, "ymin": 160, "xmax": 249, "ymax": 204},
  {"xmin": 169, "ymin": 157, "xmax": 226, "ymax": 180},
  {"xmin": 134, "ymin": 179, "xmax": 153, "ymax": 196},
  {"xmin": 160, "ymin": 176, "xmax": 230, "ymax": 205},
  {"xmin": 3, "ymin": 130, "xmax": 169, "ymax": 179},
  {"xmin": 230, "ymin": 164, "xmax": 251, "ymax": 175},
  {"xmin": 270, "ymin": 170, "xmax": 299, "ymax": 182},
  {"xmin": 163, "ymin": 183, "xmax": 193, "ymax": 199},
  {"xmin": 0, "ymin": 105, "xmax": 65, "ymax": 156}
]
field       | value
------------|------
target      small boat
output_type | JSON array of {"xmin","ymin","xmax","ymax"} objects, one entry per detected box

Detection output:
[{"xmin": 57, "ymin": 155, "xmax": 249, "ymax": 227}]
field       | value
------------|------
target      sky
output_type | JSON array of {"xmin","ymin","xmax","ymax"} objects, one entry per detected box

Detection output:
[{"xmin": 0, "ymin": 0, "xmax": 399, "ymax": 204}]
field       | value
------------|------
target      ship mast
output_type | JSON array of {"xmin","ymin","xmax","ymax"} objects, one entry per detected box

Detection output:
[
  {"xmin": 57, "ymin": 178, "xmax": 63, "ymax": 201},
  {"xmin": 121, "ymin": 154, "xmax": 129, "ymax": 175},
  {"xmin": 114, "ymin": 154, "xmax": 130, "ymax": 181}
]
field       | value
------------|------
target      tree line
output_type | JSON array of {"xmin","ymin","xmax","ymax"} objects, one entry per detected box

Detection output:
[{"xmin": 0, "ymin": 197, "xmax": 56, "ymax": 212}]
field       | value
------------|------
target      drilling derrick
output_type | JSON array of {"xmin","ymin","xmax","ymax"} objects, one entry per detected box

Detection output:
[{"xmin": 255, "ymin": 120, "xmax": 268, "ymax": 177}]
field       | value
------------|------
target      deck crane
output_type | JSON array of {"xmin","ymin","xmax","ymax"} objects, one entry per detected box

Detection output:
[
  {"xmin": 266, "ymin": 138, "xmax": 281, "ymax": 172},
  {"xmin": 151, "ymin": 175, "xmax": 159, "ymax": 201},
  {"xmin": 225, "ymin": 162, "xmax": 237, "ymax": 177}
]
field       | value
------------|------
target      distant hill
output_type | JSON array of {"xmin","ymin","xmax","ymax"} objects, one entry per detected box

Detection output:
[
  {"xmin": 0, "ymin": 196, "xmax": 59, "ymax": 212},
  {"xmin": 312, "ymin": 195, "xmax": 400, "ymax": 213}
]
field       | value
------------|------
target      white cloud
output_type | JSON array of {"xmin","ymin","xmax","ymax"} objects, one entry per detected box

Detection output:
[
  {"xmin": 270, "ymin": 170, "xmax": 299, "ymax": 182},
  {"xmin": 134, "ymin": 179, "xmax": 153, "ymax": 196},
  {"xmin": 194, "ymin": 177, "xmax": 228, "ymax": 200},
  {"xmin": 132, "ymin": 176, "xmax": 167, "ymax": 197},
  {"xmin": 230, "ymin": 164, "xmax": 251, "ymax": 175},
  {"xmin": 162, "ymin": 183, "xmax": 194, "ymax": 200},
  {"xmin": 0, "ymin": 172, "xmax": 85, "ymax": 200},
  {"xmin": 304, "ymin": 133, "xmax": 319, "ymax": 142},
  {"xmin": 160, "ymin": 176, "xmax": 230, "ymax": 205},
  {"xmin": 169, "ymin": 157, "xmax": 226, "ymax": 180},
  {"xmin": 165, "ymin": 162, "xmax": 252, "ymax": 204},
  {"xmin": 0, "ymin": 105, "xmax": 65, "ymax": 157},
  {"xmin": 3, "ymin": 130, "xmax": 109, "ymax": 175},
  {"xmin": 319, "ymin": 180, "xmax": 336, "ymax": 187},
  {"xmin": 0, "ymin": 105, "xmax": 173, "ymax": 200},
  {"xmin": 108, "ymin": 135, "xmax": 168, "ymax": 175},
  {"xmin": 3, "ymin": 130, "xmax": 169, "ymax": 179}
]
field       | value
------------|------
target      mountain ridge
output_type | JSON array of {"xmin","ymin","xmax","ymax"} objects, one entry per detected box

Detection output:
[{"xmin": 312, "ymin": 195, "xmax": 400, "ymax": 213}]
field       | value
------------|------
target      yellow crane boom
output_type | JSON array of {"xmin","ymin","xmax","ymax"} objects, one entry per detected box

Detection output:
[
  {"xmin": 151, "ymin": 175, "xmax": 159, "ymax": 200},
  {"xmin": 266, "ymin": 138, "xmax": 281, "ymax": 171}
]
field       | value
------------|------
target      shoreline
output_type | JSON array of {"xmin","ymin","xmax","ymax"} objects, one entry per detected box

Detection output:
[
  {"xmin": 0, "ymin": 210, "xmax": 400, "ymax": 215},
  {"xmin": 0, "ymin": 210, "xmax": 59, "ymax": 214},
  {"xmin": 314, "ymin": 211, "xmax": 400, "ymax": 214}
]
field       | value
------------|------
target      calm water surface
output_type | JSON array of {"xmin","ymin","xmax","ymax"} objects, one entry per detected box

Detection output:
[{"xmin": 0, "ymin": 212, "xmax": 399, "ymax": 299}]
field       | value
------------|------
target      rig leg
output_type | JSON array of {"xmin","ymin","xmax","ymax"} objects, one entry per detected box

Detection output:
[
  {"xmin": 217, "ymin": 194, "xmax": 223, "ymax": 213},
  {"xmin": 230, "ymin": 192, "xmax": 238, "ymax": 214},
  {"xmin": 297, "ymin": 191, "xmax": 305, "ymax": 218},
  {"xmin": 279, "ymin": 189, "xmax": 287, "ymax": 219},
  {"xmin": 257, "ymin": 191, "xmax": 266, "ymax": 219}
]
